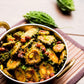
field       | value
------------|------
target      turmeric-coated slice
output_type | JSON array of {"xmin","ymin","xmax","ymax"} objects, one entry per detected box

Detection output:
[
  {"xmin": 37, "ymin": 35, "xmax": 55, "ymax": 45},
  {"xmin": 53, "ymin": 44, "xmax": 65, "ymax": 53},
  {"xmin": 39, "ymin": 62, "xmax": 54, "ymax": 79},
  {"xmin": 3, "ymin": 68, "xmax": 13, "ymax": 78},
  {"xmin": 47, "ymin": 49, "xmax": 58, "ymax": 64},
  {"xmin": 13, "ymin": 31, "xmax": 24, "ymax": 38},
  {"xmin": 58, "ymin": 50, "xmax": 66, "ymax": 64},
  {"xmin": 25, "ymin": 67, "xmax": 39, "ymax": 82},
  {"xmin": 15, "ymin": 68, "xmax": 26, "ymax": 82},
  {"xmin": 25, "ymin": 48, "xmax": 41, "ymax": 65},
  {"xmin": 21, "ymin": 28, "xmax": 39, "ymax": 39},
  {"xmin": 7, "ymin": 59, "xmax": 20, "ymax": 70},
  {"xmin": 11, "ymin": 42, "xmax": 21, "ymax": 56},
  {"xmin": 38, "ymin": 30, "xmax": 50, "ymax": 35}
]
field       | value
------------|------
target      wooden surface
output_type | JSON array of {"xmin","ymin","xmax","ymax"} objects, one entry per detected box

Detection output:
[{"xmin": 0, "ymin": 0, "xmax": 84, "ymax": 84}]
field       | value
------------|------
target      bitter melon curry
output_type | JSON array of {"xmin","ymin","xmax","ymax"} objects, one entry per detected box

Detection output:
[{"xmin": 0, "ymin": 26, "xmax": 67, "ymax": 83}]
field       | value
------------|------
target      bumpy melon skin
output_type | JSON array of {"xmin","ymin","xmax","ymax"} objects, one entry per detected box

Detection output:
[
  {"xmin": 21, "ymin": 28, "xmax": 39, "ymax": 39},
  {"xmin": 11, "ymin": 42, "xmax": 21, "ymax": 56},
  {"xmin": 25, "ymin": 67, "xmax": 40, "ymax": 82},
  {"xmin": 15, "ymin": 68, "xmax": 26, "ymax": 82},
  {"xmin": 39, "ymin": 62, "xmax": 54, "ymax": 79},
  {"xmin": 38, "ymin": 30, "xmax": 50, "ymax": 35},
  {"xmin": 7, "ymin": 59, "xmax": 20, "ymax": 70},
  {"xmin": 58, "ymin": 50, "xmax": 66, "ymax": 64},
  {"xmin": 37, "ymin": 35, "xmax": 56, "ymax": 45},
  {"xmin": 25, "ymin": 47, "xmax": 41, "ymax": 65},
  {"xmin": 53, "ymin": 44, "xmax": 65, "ymax": 53},
  {"xmin": 47, "ymin": 49, "xmax": 59, "ymax": 64},
  {"xmin": 13, "ymin": 31, "xmax": 24, "ymax": 38},
  {"xmin": 57, "ymin": 0, "xmax": 75, "ymax": 12}
]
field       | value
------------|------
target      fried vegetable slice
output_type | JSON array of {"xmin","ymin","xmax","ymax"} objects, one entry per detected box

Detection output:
[
  {"xmin": 39, "ymin": 62, "xmax": 54, "ymax": 79},
  {"xmin": 15, "ymin": 68, "xmax": 26, "ymax": 82},
  {"xmin": 0, "ymin": 64, "xmax": 3, "ymax": 70},
  {"xmin": 21, "ymin": 38, "xmax": 34, "ymax": 49},
  {"xmin": 53, "ymin": 44, "xmax": 65, "ymax": 53},
  {"xmin": 21, "ymin": 28, "xmax": 39, "ymax": 39},
  {"xmin": 47, "ymin": 49, "xmax": 58, "ymax": 64},
  {"xmin": 37, "ymin": 35, "xmax": 55, "ymax": 45},
  {"xmin": 38, "ymin": 30, "xmax": 50, "ymax": 35},
  {"xmin": 0, "ymin": 52, "xmax": 10, "ymax": 63},
  {"xmin": 25, "ymin": 67, "xmax": 39, "ymax": 82},
  {"xmin": 2, "ymin": 41, "xmax": 15, "ymax": 47},
  {"xmin": 25, "ymin": 47, "xmax": 41, "ymax": 65},
  {"xmin": 13, "ymin": 31, "xmax": 24, "ymax": 38},
  {"xmin": 7, "ymin": 59, "xmax": 20, "ymax": 70},
  {"xmin": 3, "ymin": 68, "xmax": 13, "ymax": 78},
  {"xmin": 7, "ymin": 35, "xmax": 15, "ymax": 42},
  {"xmin": 11, "ymin": 42, "xmax": 21, "ymax": 56},
  {"xmin": 58, "ymin": 50, "xmax": 66, "ymax": 64}
]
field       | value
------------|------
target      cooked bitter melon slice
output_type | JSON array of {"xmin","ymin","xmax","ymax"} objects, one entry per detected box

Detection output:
[
  {"xmin": 13, "ymin": 31, "xmax": 24, "ymax": 38},
  {"xmin": 25, "ymin": 47, "xmax": 41, "ymax": 65},
  {"xmin": 11, "ymin": 42, "xmax": 21, "ymax": 56},
  {"xmin": 58, "ymin": 50, "xmax": 66, "ymax": 64},
  {"xmin": 7, "ymin": 59, "xmax": 20, "ymax": 70},
  {"xmin": 38, "ymin": 30, "xmax": 50, "ymax": 35},
  {"xmin": 39, "ymin": 62, "xmax": 54, "ymax": 79},
  {"xmin": 25, "ymin": 67, "xmax": 39, "ymax": 82},
  {"xmin": 53, "ymin": 44, "xmax": 65, "ymax": 53},
  {"xmin": 21, "ymin": 28, "xmax": 39, "ymax": 39},
  {"xmin": 37, "ymin": 35, "xmax": 55, "ymax": 45},
  {"xmin": 47, "ymin": 49, "xmax": 58, "ymax": 64},
  {"xmin": 15, "ymin": 68, "xmax": 26, "ymax": 82}
]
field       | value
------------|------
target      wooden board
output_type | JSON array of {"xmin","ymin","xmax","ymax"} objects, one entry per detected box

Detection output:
[{"xmin": 0, "ymin": 20, "xmax": 84, "ymax": 84}]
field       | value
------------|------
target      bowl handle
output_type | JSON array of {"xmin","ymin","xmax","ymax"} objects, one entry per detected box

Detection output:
[
  {"xmin": 57, "ymin": 59, "xmax": 75, "ymax": 78},
  {"xmin": 0, "ymin": 21, "xmax": 10, "ymax": 30}
]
